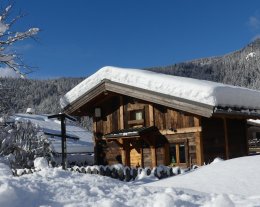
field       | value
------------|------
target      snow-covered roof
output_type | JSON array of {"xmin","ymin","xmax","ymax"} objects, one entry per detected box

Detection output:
[
  {"xmin": 61, "ymin": 66, "xmax": 260, "ymax": 112},
  {"xmin": 248, "ymin": 119, "xmax": 260, "ymax": 126},
  {"xmin": 12, "ymin": 113, "xmax": 94, "ymax": 153}
]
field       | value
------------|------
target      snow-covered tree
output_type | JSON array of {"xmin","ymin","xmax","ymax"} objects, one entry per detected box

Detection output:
[
  {"xmin": 0, "ymin": 118, "xmax": 52, "ymax": 168},
  {"xmin": 0, "ymin": 3, "xmax": 39, "ymax": 78}
]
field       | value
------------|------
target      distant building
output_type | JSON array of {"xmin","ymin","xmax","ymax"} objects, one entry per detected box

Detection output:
[
  {"xmin": 61, "ymin": 66, "xmax": 260, "ymax": 167},
  {"xmin": 12, "ymin": 113, "xmax": 94, "ymax": 166},
  {"xmin": 26, "ymin": 108, "xmax": 35, "ymax": 114},
  {"xmin": 247, "ymin": 119, "xmax": 260, "ymax": 154}
]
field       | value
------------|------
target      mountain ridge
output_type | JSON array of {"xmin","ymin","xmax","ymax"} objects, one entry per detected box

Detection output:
[
  {"xmin": 1, "ymin": 39, "xmax": 260, "ymax": 115},
  {"xmin": 148, "ymin": 38, "xmax": 260, "ymax": 90}
]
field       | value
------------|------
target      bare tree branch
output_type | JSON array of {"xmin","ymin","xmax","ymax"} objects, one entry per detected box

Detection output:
[{"xmin": 0, "ymin": 3, "xmax": 39, "ymax": 78}]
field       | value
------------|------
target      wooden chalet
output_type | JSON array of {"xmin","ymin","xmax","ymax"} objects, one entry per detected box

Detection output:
[{"xmin": 61, "ymin": 67, "xmax": 260, "ymax": 168}]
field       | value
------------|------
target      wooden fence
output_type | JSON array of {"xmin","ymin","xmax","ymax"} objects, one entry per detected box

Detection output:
[{"xmin": 12, "ymin": 165, "xmax": 198, "ymax": 182}]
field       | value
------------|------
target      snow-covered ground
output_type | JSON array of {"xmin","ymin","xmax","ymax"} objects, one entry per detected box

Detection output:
[
  {"xmin": 145, "ymin": 155, "xmax": 260, "ymax": 196},
  {"xmin": 246, "ymin": 52, "xmax": 256, "ymax": 60},
  {"xmin": 0, "ymin": 156, "xmax": 260, "ymax": 206}
]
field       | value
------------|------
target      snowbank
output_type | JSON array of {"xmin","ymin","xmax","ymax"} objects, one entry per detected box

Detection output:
[
  {"xmin": 34, "ymin": 157, "xmax": 48, "ymax": 170},
  {"xmin": 0, "ymin": 162, "xmax": 12, "ymax": 177},
  {"xmin": 0, "ymin": 156, "xmax": 260, "ymax": 206},
  {"xmin": 144, "ymin": 155, "xmax": 260, "ymax": 196},
  {"xmin": 61, "ymin": 66, "xmax": 260, "ymax": 110}
]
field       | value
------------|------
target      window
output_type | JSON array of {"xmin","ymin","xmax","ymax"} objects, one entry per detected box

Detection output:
[
  {"xmin": 179, "ymin": 144, "xmax": 186, "ymax": 163},
  {"xmin": 256, "ymin": 132, "xmax": 260, "ymax": 139},
  {"xmin": 135, "ymin": 111, "xmax": 143, "ymax": 120},
  {"xmin": 128, "ymin": 109, "xmax": 144, "ymax": 128},
  {"xmin": 129, "ymin": 109, "xmax": 143, "ymax": 121},
  {"xmin": 169, "ymin": 142, "xmax": 187, "ymax": 165}
]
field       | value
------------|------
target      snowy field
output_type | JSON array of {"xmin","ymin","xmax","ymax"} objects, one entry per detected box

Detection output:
[{"xmin": 1, "ymin": 156, "xmax": 260, "ymax": 207}]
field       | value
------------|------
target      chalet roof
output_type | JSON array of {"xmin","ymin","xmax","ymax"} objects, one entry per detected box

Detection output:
[
  {"xmin": 12, "ymin": 114, "xmax": 94, "ymax": 153},
  {"xmin": 104, "ymin": 126, "xmax": 157, "ymax": 138},
  {"xmin": 248, "ymin": 119, "xmax": 260, "ymax": 127},
  {"xmin": 61, "ymin": 66, "xmax": 260, "ymax": 118}
]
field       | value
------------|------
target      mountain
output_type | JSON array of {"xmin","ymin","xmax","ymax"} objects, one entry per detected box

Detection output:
[
  {"xmin": 2, "ymin": 39, "xmax": 260, "ymax": 115},
  {"xmin": 148, "ymin": 38, "xmax": 260, "ymax": 90},
  {"xmin": 0, "ymin": 77, "xmax": 84, "ymax": 115}
]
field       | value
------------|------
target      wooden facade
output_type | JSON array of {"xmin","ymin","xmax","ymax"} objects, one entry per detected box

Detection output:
[{"xmin": 64, "ymin": 80, "xmax": 259, "ymax": 168}]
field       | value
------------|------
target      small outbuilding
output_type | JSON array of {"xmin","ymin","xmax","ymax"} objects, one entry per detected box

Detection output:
[
  {"xmin": 61, "ymin": 66, "xmax": 260, "ymax": 168},
  {"xmin": 247, "ymin": 119, "xmax": 260, "ymax": 154},
  {"xmin": 13, "ymin": 113, "xmax": 94, "ymax": 165}
]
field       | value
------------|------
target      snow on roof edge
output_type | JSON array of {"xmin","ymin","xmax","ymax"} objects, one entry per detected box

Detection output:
[{"xmin": 60, "ymin": 66, "xmax": 260, "ymax": 110}]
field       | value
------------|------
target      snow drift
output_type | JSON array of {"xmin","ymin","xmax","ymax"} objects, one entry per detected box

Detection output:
[
  {"xmin": 144, "ymin": 155, "xmax": 260, "ymax": 196},
  {"xmin": 0, "ymin": 155, "xmax": 260, "ymax": 206}
]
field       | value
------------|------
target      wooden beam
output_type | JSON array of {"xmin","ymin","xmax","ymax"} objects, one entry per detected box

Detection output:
[
  {"xmin": 148, "ymin": 104, "xmax": 154, "ymax": 126},
  {"xmin": 140, "ymin": 140, "xmax": 144, "ymax": 168},
  {"xmin": 194, "ymin": 117, "xmax": 204, "ymax": 165},
  {"xmin": 93, "ymin": 117, "xmax": 97, "ymax": 134},
  {"xmin": 195, "ymin": 132, "xmax": 203, "ymax": 165},
  {"xmin": 127, "ymin": 103, "xmax": 145, "ymax": 111},
  {"xmin": 213, "ymin": 110, "xmax": 260, "ymax": 120},
  {"xmin": 165, "ymin": 109, "xmax": 171, "ymax": 130},
  {"xmin": 103, "ymin": 136, "xmax": 140, "ymax": 140},
  {"xmin": 119, "ymin": 96, "xmax": 124, "ymax": 130},
  {"xmin": 151, "ymin": 147, "xmax": 157, "ymax": 167},
  {"xmin": 164, "ymin": 142, "xmax": 170, "ymax": 165},
  {"xmin": 92, "ymin": 117, "xmax": 98, "ymax": 165},
  {"xmin": 160, "ymin": 126, "xmax": 202, "ymax": 135},
  {"xmin": 223, "ymin": 118, "xmax": 229, "ymax": 159},
  {"xmin": 122, "ymin": 139, "xmax": 130, "ymax": 166},
  {"xmin": 185, "ymin": 139, "xmax": 190, "ymax": 167},
  {"xmin": 143, "ymin": 136, "xmax": 157, "ymax": 167},
  {"xmin": 176, "ymin": 144, "xmax": 180, "ymax": 164},
  {"xmin": 128, "ymin": 119, "xmax": 144, "ymax": 125}
]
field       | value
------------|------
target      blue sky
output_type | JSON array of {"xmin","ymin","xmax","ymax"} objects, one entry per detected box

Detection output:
[{"xmin": 9, "ymin": 0, "xmax": 260, "ymax": 78}]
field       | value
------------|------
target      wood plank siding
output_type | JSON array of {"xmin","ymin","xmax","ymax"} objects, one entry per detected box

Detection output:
[
  {"xmin": 201, "ymin": 117, "xmax": 248, "ymax": 164},
  {"xmin": 94, "ymin": 94, "xmax": 207, "ymax": 167}
]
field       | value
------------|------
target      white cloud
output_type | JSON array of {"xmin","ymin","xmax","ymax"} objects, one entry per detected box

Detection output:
[
  {"xmin": 248, "ymin": 15, "xmax": 260, "ymax": 30},
  {"xmin": 0, "ymin": 67, "xmax": 20, "ymax": 78}
]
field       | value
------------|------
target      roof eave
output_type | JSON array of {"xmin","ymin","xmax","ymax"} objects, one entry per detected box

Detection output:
[
  {"xmin": 63, "ymin": 79, "xmax": 214, "ymax": 117},
  {"xmin": 213, "ymin": 107, "xmax": 260, "ymax": 119}
]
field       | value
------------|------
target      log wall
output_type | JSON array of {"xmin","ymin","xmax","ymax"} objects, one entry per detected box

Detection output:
[
  {"xmin": 93, "ymin": 95, "xmax": 204, "ymax": 167},
  {"xmin": 201, "ymin": 117, "xmax": 225, "ymax": 163},
  {"xmin": 226, "ymin": 119, "xmax": 248, "ymax": 158},
  {"xmin": 93, "ymin": 94, "xmax": 248, "ymax": 168},
  {"xmin": 201, "ymin": 117, "xmax": 248, "ymax": 164}
]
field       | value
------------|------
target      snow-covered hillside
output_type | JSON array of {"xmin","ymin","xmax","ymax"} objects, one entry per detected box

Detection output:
[{"xmin": 0, "ymin": 155, "xmax": 260, "ymax": 206}]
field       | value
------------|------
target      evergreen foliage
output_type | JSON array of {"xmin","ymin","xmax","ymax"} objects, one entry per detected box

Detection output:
[
  {"xmin": 0, "ymin": 120, "xmax": 52, "ymax": 168},
  {"xmin": 0, "ymin": 77, "xmax": 84, "ymax": 115},
  {"xmin": 148, "ymin": 38, "xmax": 260, "ymax": 90}
]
